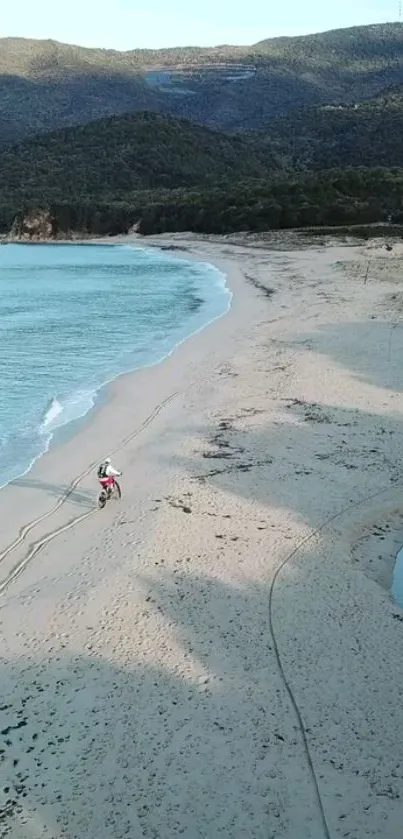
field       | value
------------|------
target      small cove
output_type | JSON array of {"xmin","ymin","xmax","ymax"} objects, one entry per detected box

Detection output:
[{"xmin": 0, "ymin": 243, "xmax": 231, "ymax": 489}]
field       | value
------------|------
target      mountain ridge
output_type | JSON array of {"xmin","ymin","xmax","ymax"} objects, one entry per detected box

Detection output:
[
  {"xmin": 2, "ymin": 23, "xmax": 403, "ymax": 143},
  {"xmin": 2, "ymin": 23, "xmax": 403, "ymax": 238},
  {"xmin": 2, "ymin": 22, "xmax": 402, "ymax": 67}
]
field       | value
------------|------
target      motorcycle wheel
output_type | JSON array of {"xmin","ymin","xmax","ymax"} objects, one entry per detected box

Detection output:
[{"xmin": 98, "ymin": 490, "xmax": 107, "ymax": 509}]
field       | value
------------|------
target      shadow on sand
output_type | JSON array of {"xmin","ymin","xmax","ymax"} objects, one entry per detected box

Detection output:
[
  {"xmin": 1, "ymin": 560, "xmax": 403, "ymax": 838},
  {"xmin": 11, "ymin": 477, "xmax": 95, "ymax": 509}
]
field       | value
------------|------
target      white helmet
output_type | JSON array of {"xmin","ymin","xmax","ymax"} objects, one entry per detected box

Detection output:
[{"xmin": 104, "ymin": 457, "xmax": 111, "ymax": 464}]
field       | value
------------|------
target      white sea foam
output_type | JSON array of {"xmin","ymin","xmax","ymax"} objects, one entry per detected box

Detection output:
[
  {"xmin": 42, "ymin": 397, "xmax": 64, "ymax": 429},
  {"xmin": 41, "ymin": 390, "xmax": 97, "ymax": 436},
  {"xmin": 0, "ymin": 243, "xmax": 231, "ymax": 491}
]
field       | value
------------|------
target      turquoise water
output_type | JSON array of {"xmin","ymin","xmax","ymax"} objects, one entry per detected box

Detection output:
[{"xmin": 0, "ymin": 244, "xmax": 230, "ymax": 488}]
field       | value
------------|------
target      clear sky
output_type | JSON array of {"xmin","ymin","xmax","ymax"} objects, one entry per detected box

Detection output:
[{"xmin": 1, "ymin": 0, "xmax": 400, "ymax": 50}]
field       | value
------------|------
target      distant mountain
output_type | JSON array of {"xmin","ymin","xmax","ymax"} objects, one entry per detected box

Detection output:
[
  {"xmin": 3, "ymin": 25, "xmax": 403, "ymax": 239},
  {"xmin": 261, "ymin": 85, "xmax": 403, "ymax": 169},
  {"xmin": 2, "ymin": 23, "xmax": 403, "ymax": 143}
]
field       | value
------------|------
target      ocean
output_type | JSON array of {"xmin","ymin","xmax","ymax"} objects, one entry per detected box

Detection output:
[{"xmin": 0, "ymin": 243, "xmax": 231, "ymax": 489}]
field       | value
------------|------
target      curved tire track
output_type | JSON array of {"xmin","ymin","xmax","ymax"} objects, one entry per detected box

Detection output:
[
  {"xmin": 0, "ymin": 391, "xmax": 179, "ymax": 596},
  {"xmin": 0, "ymin": 509, "xmax": 95, "ymax": 596},
  {"xmin": 268, "ymin": 482, "xmax": 401, "ymax": 839}
]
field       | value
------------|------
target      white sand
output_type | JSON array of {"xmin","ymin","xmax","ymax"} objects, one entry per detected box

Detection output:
[{"xmin": 1, "ymin": 233, "xmax": 403, "ymax": 838}]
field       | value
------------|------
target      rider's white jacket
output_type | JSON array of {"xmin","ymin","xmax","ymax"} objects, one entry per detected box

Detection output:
[{"xmin": 104, "ymin": 463, "xmax": 121, "ymax": 477}]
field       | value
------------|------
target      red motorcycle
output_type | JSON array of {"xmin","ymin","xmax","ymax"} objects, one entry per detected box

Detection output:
[{"xmin": 97, "ymin": 475, "xmax": 122, "ymax": 509}]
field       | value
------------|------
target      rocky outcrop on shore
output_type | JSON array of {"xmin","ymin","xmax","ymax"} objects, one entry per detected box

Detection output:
[{"xmin": 7, "ymin": 209, "xmax": 58, "ymax": 241}]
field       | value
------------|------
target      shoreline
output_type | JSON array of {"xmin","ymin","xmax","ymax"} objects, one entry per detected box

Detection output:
[
  {"xmin": 0, "ymin": 240, "xmax": 231, "ymax": 494},
  {"xmin": 1, "ymin": 232, "xmax": 403, "ymax": 837},
  {"xmin": 0, "ymin": 240, "xmax": 244, "ymax": 561}
]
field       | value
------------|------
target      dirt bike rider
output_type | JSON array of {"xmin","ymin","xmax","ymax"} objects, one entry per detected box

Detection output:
[{"xmin": 97, "ymin": 457, "xmax": 122, "ymax": 496}]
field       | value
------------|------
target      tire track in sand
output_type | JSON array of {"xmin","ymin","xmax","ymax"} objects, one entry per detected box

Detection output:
[
  {"xmin": 0, "ymin": 509, "xmax": 95, "ymax": 596},
  {"xmin": 269, "ymin": 482, "xmax": 402, "ymax": 839},
  {"xmin": 0, "ymin": 391, "xmax": 179, "ymax": 597}
]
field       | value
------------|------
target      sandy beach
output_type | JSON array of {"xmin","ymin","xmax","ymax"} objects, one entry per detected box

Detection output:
[{"xmin": 1, "ymin": 231, "xmax": 403, "ymax": 838}]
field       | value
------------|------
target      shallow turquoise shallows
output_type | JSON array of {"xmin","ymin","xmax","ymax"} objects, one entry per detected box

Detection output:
[{"xmin": 0, "ymin": 243, "xmax": 230, "ymax": 488}]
